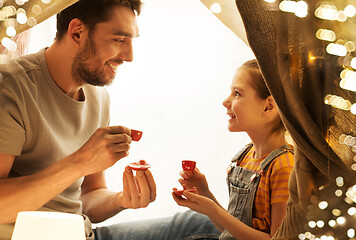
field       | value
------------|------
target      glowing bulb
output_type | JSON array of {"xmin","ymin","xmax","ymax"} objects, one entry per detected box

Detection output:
[
  {"xmin": 295, "ymin": 1, "xmax": 308, "ymax": 17},
  {"xmin": 308, "ymin": 221, "xmax": 316, "ymax": 228},
  {"xmin": 6, "ymin": 26, "xmax": 16, "ymax": 37},
  {"xmin": 32, "ymin": 5, "xmax": 42, "ymax": 15},
  {"xmin": 1, "ymin": 37, "xmax": 17, "ymax": 52},
  {"xmin": 299, "ymin": 233, "xmax": 306, "ymax": 240},
  {"xmin": 332, "ymin": 209, "xmax": 341, "ymax": 216},
  {"xmin": 316, "ymin": 29, "xmax": 336, "ymax": 42},
  {"xmin": 336, "ymin": 11, "xmax": 347, "ymax": 22},
  {"xmin": 318, "ymin": 201, "xmax": 328, "ymax": 209},
  {"xmin": 345, "ymin": 41, "xmax": 356, "ymax": 52},
  {"xmin": 327, "ymin": 43, "xmax": 347, "ymax": 56},
  {"xmin": 336, "ymin": 216, "xmax": 346, "ymax": 225},
  {"xmin": 16, "ymin": 12, "xmax": 27, "ymax": 24},
  {"xmin": 279, "ymin": 0, "xmax": 297, "ymax": 13},
  {"xmin": 335, "ymin": 189, "xmax": 343, "ymax": 196},
  {"xmin": 209, "ymin": 3, "xmax": 221, "ymax": 13},
  {"xmin": 41, "ymin": 0, "xmax": 51, "ymax": 4},
  {"xmin": 345, "ymin": 5, "xmax": 356, "ymax": 17},
  {"xmin": 336, "ymin": 176, "xmax": 344, "ymax": 187},
  {"xmin": 328, "ymin": 219, "xmax": 336, "ymax": 227},
  {"xmin": 351, "ymin": 58, "xmax": 356, "ymax": 69},
  {"xmin": 348, "ymin": 207, "xmax": 356, "ymax": 215},
  {"xmin": 27, "ymin": 17, "xmax": 37, "ymax": 27},
  {"xmin": 348, "ymin": 228, "xmax": 355, "ymax": 238},
  {"xmin": 315, "ymin": 3, "xmax": 337, "ymax": 20},
  {"xmin": 317, "ymin": 220, "xmax": 325, "ymax": 228},
  {"xmin": 351, "ymin": 104, "xmax": 356, "ymax": 114}
]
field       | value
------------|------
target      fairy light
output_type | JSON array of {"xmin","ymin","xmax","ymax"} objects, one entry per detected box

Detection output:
[
  {"xmin": 328, "ymin": 219, "xmax": 336, "ymax": 227},
  {"xmin": 279, "ymin": 0, "xmax": 296, "ymax": 13},
  {"xmin": 317, "ymin": 220, "xmax": 325, "ymax": 228},
  {"xmin": 6, "ymin": 26, "xmax": 16, "ymax": 37},
  {"xmin": 326, "ymin": 43, "xmax": 347, "ymax": 56},
  {"xmin": 32, "ymin": 5, "xmax": 41, "ymax": 15},
  {"xmin": 41, "ymin": 0, "xmax": 51, "ymax": 4},
  {"xmin": 332, "ymin": 209, "xmax": 341, "ymax": 216},
  {"xmin": 1, "ymin": 37, "xmax": 17, "ymax": 52},
  {"xmin": 16, "ymin": 12, "xmax": 27, "ymax": 24},
  {"xmin": 336, "ymin": 11, "xmax": 347, "ymax": 22},
  {"xmin": 348, "ymin": 228, "xmax": 356, "ymax": 238},
  {"xmin": 335, "ymin": 189, "xmax": 343, "ymax": 197},
  {"xmin": 351, "ymin": 104, "xmax": 356, "ymax": 115},
  {"xmin": 316, "ymin": 29, "xmax": 336, "ymax": 42},
  {"xmin": 336, "ymin": 216, "xmax": 346, "ymax": 225},
  {"xmin": 319, "ymin": 201, "xmax": 328, "ymax": 209},
  {"xmin": 308, "ymin": 221, "xmax": 317, "ymax": 228},
  {"xmin": 209, "ymin": 3, "xmax": 221, "ymax": 14},
  {"xmin": 344, "ymin": 5, "xmax": 356, "ymax": 18},
  {"xmin": 345, "ymin": 41, "xmax": 356, "ymax": 52},
  {"xmin": 295, "ymin": 1, "xmax": 308, "ymax": 18},
  {"xmin": 315, "ymin": 3, "xmax": 337, "ymax": 20},
  {"xmin": 348, "ymin": 207, "xmax": 356, "ymax": 215},
  {"xmin": 324, "ymin": 94, "xmax": 352, "ymax": 111}
]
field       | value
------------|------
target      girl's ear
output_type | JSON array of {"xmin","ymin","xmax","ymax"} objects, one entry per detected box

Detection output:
[
  {"xmin": 67, "ymin": 18, "xmax": 86, "ymax": 46},
  {"xmin": 264, "ymin": 95, "xmax": 277, "ymax": 112}
]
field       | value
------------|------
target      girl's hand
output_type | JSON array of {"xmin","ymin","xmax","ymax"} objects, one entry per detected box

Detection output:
[
  {"xmin": 178, "ymin": 168, "xmax": 210, "ymax": 196},
  {"xmin": 172, "ymin": 188, "xmax": 219, "ymax": 217}
]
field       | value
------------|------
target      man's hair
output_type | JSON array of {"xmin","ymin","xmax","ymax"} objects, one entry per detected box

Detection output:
[{"xmin": 56, "ymin": 0, "xmax": 142, "ymax": 41}]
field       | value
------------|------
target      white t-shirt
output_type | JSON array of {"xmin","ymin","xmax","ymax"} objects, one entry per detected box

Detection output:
[{"xmin": 0, "ymin": 48, "xmax": 110, "ymax": 240}]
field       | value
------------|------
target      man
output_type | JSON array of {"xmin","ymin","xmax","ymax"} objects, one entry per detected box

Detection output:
[
  {"xmin": 0, "ymin": 0, "xmax": 221, "ymax": 239},
  {"xmin": 0, "ymin": 0, "xmax": 156, "ymax": 239}
]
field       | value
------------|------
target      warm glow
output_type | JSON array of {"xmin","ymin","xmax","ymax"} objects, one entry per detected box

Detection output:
[
  {"xmin": 295, "ymin": 1, "xmax": 308, "ymax": 18},
  {"xmin": 344, "ymin": 5, "xmax": 356, "ymax": 18},
  {"xmin": 326, "ymin": 43, "xmax": 347, "ymax": 56},
  {"xmin": 279, "ymin": 0, "xmax": 296, "ymax": 13},
  {"xmin": 209, "ymin": 3, "xmax": 221, "ymax": 13},
  {"xmin": 315, "ymin": 3, "xmax": 337, "ymax": 20}
]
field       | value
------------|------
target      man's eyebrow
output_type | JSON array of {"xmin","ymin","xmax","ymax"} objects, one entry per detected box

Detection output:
[{"xmin": 113, "ymin": 31, "xmax": 139, "ymax": 38}]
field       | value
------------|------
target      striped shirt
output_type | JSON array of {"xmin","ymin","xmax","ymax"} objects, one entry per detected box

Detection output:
[{"xmin": 237, "ymin": 145, "xmax": 294, "ymax": 233}]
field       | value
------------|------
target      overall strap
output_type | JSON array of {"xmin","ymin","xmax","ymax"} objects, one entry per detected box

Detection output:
[
  {"xmin": 230, "ymin": 143, "xmax": 253, "ymax": 164},
  {"xmin": 260, "ymin": 144, "xmax": 294, "ymax": 171}
]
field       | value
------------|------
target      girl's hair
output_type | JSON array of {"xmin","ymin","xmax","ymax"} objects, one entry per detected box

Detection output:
[
  {"xmin": 240, "ymin": 59, "xmax": 285, "ymax": 133},
  {"xmin": 56, "ymin": 0, "xmax": 142, "ymax": 41}
]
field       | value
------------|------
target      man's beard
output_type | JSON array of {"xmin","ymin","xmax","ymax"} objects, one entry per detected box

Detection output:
[{"xmin": 71, "ymin": 37, "xmax": 114, "ymax": 87}]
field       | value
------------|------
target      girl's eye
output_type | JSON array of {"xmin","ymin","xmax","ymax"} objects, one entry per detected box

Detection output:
[{"xmin": 234, "ymin": 90, "xmax": 240, "ymax": 97}]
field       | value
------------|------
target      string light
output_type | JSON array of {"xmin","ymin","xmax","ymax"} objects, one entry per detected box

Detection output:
[
  {"xmin": 279, "ymin": 1, "xmax": 308, "ymax": 18},
  {"xmin": 209, "ymin": 3, "xmax": 221, "ymax": 14},
  {"xmin": 344, "ymin": 5, "xmax": 356, "ymax": 18}
]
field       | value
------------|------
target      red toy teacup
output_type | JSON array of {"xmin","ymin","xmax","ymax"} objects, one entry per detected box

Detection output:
[{"xmin": 182, "ymin": 160, "xmax": 196, "ymax": 171}]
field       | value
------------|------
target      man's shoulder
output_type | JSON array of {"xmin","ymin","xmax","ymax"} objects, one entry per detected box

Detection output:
[{"xmin": 0, "ymin": 52, "xmax": 42, "ymax": 75}]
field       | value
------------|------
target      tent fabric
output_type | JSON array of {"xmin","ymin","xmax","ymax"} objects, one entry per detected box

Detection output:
[{"xmin": 234, "ymin": 0, "xmax": 356, "ymax": 238}]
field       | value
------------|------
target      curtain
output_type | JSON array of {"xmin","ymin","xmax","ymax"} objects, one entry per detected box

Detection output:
[{"xmin": 234, "ymin": 0, "xmax": 356, "ymax": 239}]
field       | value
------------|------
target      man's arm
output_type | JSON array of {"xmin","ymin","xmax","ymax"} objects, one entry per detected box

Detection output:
[
  {"xmin": 0, "ymin": 126, "xmax": 131, "ymax": 224},
  {"xmin": 80, "ymin": 166, "xmax": 156, "ymax": 223},
  {"xmin": 0, "ymin": 152, "xmax": 85, "ymax": 224}
]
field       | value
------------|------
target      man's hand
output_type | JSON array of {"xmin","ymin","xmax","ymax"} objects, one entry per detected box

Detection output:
[
  {"xmin": 116, "ymin": 166, "xmax": 156, "ymax": 209},
  {"xmin": 73, "ymin": 126, "xmax": 132, "ymax": 176}
]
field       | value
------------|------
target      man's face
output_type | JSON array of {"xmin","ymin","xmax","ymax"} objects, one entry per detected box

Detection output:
[{"xmin": 72, "ymin": 6, "xmax": 139, "ymax": 86}]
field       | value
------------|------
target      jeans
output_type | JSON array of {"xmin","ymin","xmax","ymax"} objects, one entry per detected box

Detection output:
[{"xmin": 94, "ymin": 210, "xmax": 220, "ymax": 240}]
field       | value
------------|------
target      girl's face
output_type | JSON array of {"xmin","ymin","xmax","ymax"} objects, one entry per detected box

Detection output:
[{"xmin": 223, "ymin": 68, "xmax": 266, "ymax": 133}]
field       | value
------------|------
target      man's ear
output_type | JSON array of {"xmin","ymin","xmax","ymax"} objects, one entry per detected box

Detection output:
[{"xmin": 67, "ymin": 18, "xmax": 85, "ymax": 46}]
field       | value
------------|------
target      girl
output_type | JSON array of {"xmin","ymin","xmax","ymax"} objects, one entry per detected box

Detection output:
[{"xmin": 173, "ymin": 59, "xmax": 294, "ymax": 240}]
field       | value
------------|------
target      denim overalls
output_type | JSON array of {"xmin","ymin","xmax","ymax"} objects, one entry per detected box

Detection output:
[{"xmin": 219, "ymin": 144, "xmax": 293, "ymax": 240}]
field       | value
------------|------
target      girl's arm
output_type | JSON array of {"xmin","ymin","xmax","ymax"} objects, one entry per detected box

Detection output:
[{"xmin": 173, "ymin": 191, "xmax": 286, "ymax": 240}]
